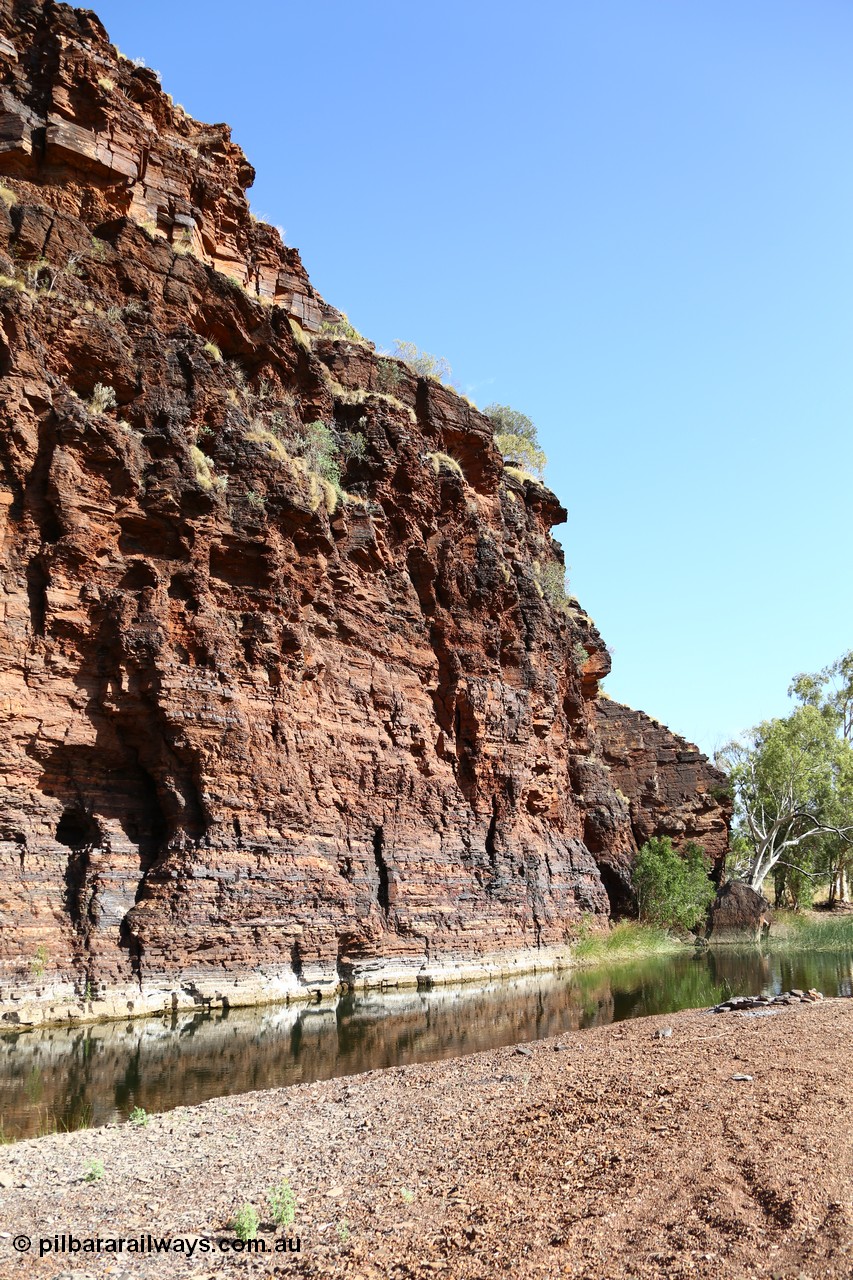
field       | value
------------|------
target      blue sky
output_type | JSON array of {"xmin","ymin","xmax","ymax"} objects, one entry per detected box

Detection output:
[{"xmin": 94, "ymin": 0, "xmax": 853, "ymax": 756}]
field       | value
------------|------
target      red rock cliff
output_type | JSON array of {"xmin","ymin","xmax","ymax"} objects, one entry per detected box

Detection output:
[
  {"xmin": 0, "ymin": 0, "xmax": 730, "ymax": 1025},
  {"xmin": 593, "ymin": 699, "xmax": 730, "ymax": 912}
]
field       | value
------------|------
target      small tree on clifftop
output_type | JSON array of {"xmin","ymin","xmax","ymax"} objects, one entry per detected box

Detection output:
[{"xmin": 484, "ymin": 404, "xmax": 547, "ymax": 480}]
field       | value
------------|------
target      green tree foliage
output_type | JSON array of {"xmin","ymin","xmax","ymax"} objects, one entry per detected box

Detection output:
[
  {"xmin": 790, "ymin": 650, "xmax": 853, "ymax": 743},
  {"xmin": 787, "ymin": 651, "xmax": 853, "ymax": 904},
  {"xmin": 717, "ymin": 660, "xmax": 853, "ymax": 899},
  {"xmin": 631, "ymin": 837, "xmax": 716, "ymax": 930},
  {"xmin": 483, "ymin": 403, "xmax": 547, "ymax": 479}
]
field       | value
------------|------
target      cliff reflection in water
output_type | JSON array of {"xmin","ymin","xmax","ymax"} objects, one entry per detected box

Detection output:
[{"xmin": 2, "ymin": 947, "xmax": 852, "ymax": 1140}]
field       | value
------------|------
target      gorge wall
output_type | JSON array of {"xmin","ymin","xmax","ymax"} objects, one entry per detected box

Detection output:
[{"xmin": 0, "ymin": 0, "xmax": 730, "ymax": 1026}]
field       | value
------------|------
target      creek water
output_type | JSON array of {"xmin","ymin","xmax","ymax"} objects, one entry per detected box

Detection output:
[{"xmin": 2, "ymin": 945, "xmax": 852, "ymax": 1140}]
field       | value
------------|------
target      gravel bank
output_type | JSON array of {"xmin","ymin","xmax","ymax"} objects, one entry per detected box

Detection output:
[{"xmin": 1, "ymin": 999, "xmax": 851, "ymax": 1279}]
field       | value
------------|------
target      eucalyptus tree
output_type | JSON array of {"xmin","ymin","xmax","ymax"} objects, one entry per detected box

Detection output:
[
  {"xmin": 790, "ymin": 650, "xmax": 853, "ymax": 742},
  {"xmin": 789, "ymin": 650, "xmax": 853, "ymax": 900},
  {"xmin": 717, "ymin": 701, "xmax": 853, "ymax": 896}
]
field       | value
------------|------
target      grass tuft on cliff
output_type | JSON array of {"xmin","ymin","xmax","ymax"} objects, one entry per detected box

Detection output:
[
  {"xmin": 428, "ymin": 451, "xmax": 463, "ymax": 478},
  {"xmin": 190, "ymin": 445, "xmax": 226, "ymax": 494},
  {"xmin": 504, "ymin": 464, "xmax": 539, "ymax": 485},
  {"xmin": 319, "ymin": 312, "xmax": 368, "ymax": 344}
]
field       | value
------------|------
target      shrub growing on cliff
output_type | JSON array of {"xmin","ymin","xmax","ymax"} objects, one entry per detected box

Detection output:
[
  {"xmin": 484, "ymin": 404, "xmax": 547, "ymax": 480},
  {"xmin": 539, "ymin": 560, "xmax": 570, "ymax": 610},
  {"xmin": 293, "ymin": 420, "xmax": 341, "ymax": 487},
  {"xmin": 376, "ymin": 359, "xmax": 404, "ymax": 393},
  {"xmin": 631, "ymin": 837, "xmax": 715, "ymax": 931},
  {"xmin": 393, "ymin": 341, "xmax": 453, "ymax": 385},
  {"xmin": 319, "ymin": 312, "xmax": 367, "ymax": 344},
  {"xmin": 341, "ymin": 430, "xmax": 366, "ymax": 462},
  {"xmin": 88, "ymin": 383, "xmax": 117, "ymax": 415}
]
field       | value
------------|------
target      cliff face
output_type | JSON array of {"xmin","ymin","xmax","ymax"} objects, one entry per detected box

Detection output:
[
  {"xmin": 593, "ymin": 700, "xmax": 730, "ymax": 912},
  {"xmin": 0, "ymin": 0, "xmax": 730, "ymax": 1025}
]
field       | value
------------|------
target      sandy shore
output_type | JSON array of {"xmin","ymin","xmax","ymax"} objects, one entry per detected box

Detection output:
[{"xmin": 1, "ymin": 999, "xmax": 851, "ymax": 1279}]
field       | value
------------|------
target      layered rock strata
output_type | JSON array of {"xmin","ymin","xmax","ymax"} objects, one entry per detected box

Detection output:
[
  {"xmin": 0, "ymin": 0, "xmax": 730, "ymax": 1026},
  {"xmin": 593, "ymin": 699, "xmax": 730, "ymax": 911}
]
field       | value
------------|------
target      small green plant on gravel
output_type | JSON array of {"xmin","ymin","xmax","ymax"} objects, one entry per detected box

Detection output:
[
  {"xmin": 268, "ymin": 1178, "xmax": 296, "ymax": 1227},
  {"xmin": 401, "ymin": 1187, "xmax": 415, "ymax": 1204},
  {"xmin": 128, "ymin": 1106, "xmax": 148, "ymax": 1127},
  {"xmin": 88, "ymin": 382, "xmax": 117, "ymax": 415},
  {"xmin": 232, "ymin": 1204, "xmax": 259, "ymax": 1242},
  {"xmin": 336, "ymin": 1220, "xmax": 351, "ymax": 1244},
  {"xmin": 30, "ymin": 945, "xmax": 48, "ymax": 977},
  {"xmin": 84, "ymin": 1158, "xmax": 104, "ymax": 1183}
]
